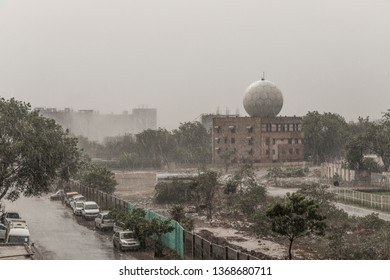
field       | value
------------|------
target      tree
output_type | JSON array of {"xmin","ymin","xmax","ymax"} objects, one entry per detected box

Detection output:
[
  {"xmin": 266, "ymin": 192, "xmax": 326, "ymax": 259},
  {"xmin": 172, "ymin": 122, "xmax": 211, "ymax": 165},
  {"xmin": 136, "ymin": 128, "xmax": 175, "ymax": 168},
  {"xmin": 226, "ymin": 164, "xmax": 266, "ymax": 217},
  {"xmin": 0, "ymin": 98, "xmax": 81, "ymax": 201},
  {"xmin": 190, "ymin": 169, "xmax": 219, "ymax": 219},
  {"xmin": 149, "ymin": 218, "xmax": 175, "ymax": 257},
  {"xmin": 79, "ymin": 162, "xmax": 118, "ymax": 194},
  {"xmin": 345, "ymin": 135, "xmax": 367, "ymax": 170},
  {"xmin": 122, "ymin": 208, "xmax": 150, "ymax": 249},
  {"xmin": 364, "ymin": 112, "xmax": 390, "ymax": 171},
  {"xmin": 303, "ymin": 111, "xmax": 349, "ymax": 164}
]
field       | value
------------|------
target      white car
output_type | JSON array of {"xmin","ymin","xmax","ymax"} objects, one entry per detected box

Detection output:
[
  {"xmin": 95, "ymin": 211, "xmax": 114, "ymax": 230},
  {"xmin": 6, "ymin": 227, "xmax": 31, "ymax": 245},
  {"xmin": 81, "ymin": 201, "xmax": 100, "ymax": 220},
  {"xmin": 8, "ymin": 219, "xmax": 28, "ymax": 230},
  {"xmin": 71, "ymin": 200, "xmax": 85, "ymax": 216},
  {"xmin": 0, "ymin": 223, "xmax": 6, "ymax": 240},
  {"xmin": 113, "ymin": 230, "xmax": 140, "ymax": 251},
  {"xmin": 2, "ymin": 212, "xmax": 22, "ymax": 227},
  {"xmin": 68, "ymin": 194, "xmax": 85, "ymax": 206}
]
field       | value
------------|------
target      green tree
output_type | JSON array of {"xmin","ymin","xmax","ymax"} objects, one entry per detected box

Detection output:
[
  {"xmin": 172, "ymin": 122, "xmax": 211, "ymax": 165},
  {"xmin": 266, "ymin": 192, "xmax": 326, "ymax": 259},
  {"xmin": 136, "ymin": 128, "xmax": 175, "ymax": 168},
  {"xmin": 79, "ymin": 163, "xmax": 118, "ymax": 194},
  {"xmin": 303, "ymin": 111, "xmax": 349, "ymax": 164},
  {"xmin": 364, "ymin": 112, "xmax": 390, "ymax": 171},
  {"xmin": 150, "ymin": 218, "xmax": 175, "ymax": 257},
  {"xmin": 227, "ymin": 164, "xmax": 266, "ymax": 217},
  {"xmin": 345, "ymin": 135, "xmax": 367, "ymax": 170},
  {"xmin": 190, "ymin": 169, "xmax": 219, "ymax": 219},
  {"xmin": 0, "ymin": 98, "xmax": 81, "ymax": 201},
  {"xmin": 122, "ymin": 208, "xmax": 150, "ymax": 249}
]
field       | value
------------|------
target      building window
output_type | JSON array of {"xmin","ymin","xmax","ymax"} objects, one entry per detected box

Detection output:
[
  {"xmin": 280, "ymin": 124, "xmax": 285, "ymax": 132},
  {"xmin": 215, "ymin": 138, "xmax": 220, "ymax": 144},
  {"xmin": 296, "ymin": 149, "xmax": 300, "ymax": 155},
  {"xmin": 214, "ymin": 126, "xmax": 221, "ymax": 133},
  {"xmin": 247, "ymin": 126, "xmax": 253, "ymax": 133},
  {"xmin": 286, "ymin": 124, "xmax": 290, "ymax": 132},
  {"xmin": 289, "ymin": 148, "xmax": 293, "ymax": 154},
  {"xmin": 275, "ymin": 124, "xmax": 279, "ymax": 132},
  {"xmin": 272, "ymin": 138, "xmax": 276, "ymax": 145},
  {"xmin": 272, "ymin": 149, "xmax": 275, "ymax": 155},
  {"xmin": 266, "ymin": 137, "xmax": 270, "ymax": 145},
  {"xmin": 224, "ymin": 137, "xmax": 228, "ymax": 144},
  {"xmin": 282, "ymin": 149, "xmax": 286, "ymax": 155},
  {"xmin": 231, "ymin": 138, "xmax": 235, "ymax": 144},
  {"xmin": 288, "ymin": 138, "xmax": 292, "ymax": 144},
  {"xmin": 266, "ymin": 123, "xmax": 272, "ymax": 132},
  {"xmin": 229, "ymin": 125, "xmax": 236, "ymax": 133},
  {"xmin": 266, "ymin": 149, "xmax": 269, "ymax": 155},
  {"xmin": 295, "ymin": 138, "xmax": 299, "ymax": 144},
  {"xmin": 247, "ymin": 137, "xmax": 253, "ymax": 145},
  {"xmin": 216, "ymin": 147, "xmax": 221, "ymax": 154}
]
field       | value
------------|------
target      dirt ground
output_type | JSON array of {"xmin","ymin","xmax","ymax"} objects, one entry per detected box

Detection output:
[{"xmin": 112, "ymin": 168, "xmax": 321, "ymax": 260}]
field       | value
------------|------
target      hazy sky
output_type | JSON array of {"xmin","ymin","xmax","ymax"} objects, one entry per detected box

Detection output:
[{"xmin": 1, "ymin": 0, "xmax": 390, "ymax": 129}]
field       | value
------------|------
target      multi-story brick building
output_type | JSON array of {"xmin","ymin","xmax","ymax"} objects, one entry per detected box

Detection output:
[
  {"xmin": 212, "ymin": 116, "xmax": 304, "ymax": 163},
  {"xmin": 212, "ymin": 77, "xmax": 304, "ymax": 163}
]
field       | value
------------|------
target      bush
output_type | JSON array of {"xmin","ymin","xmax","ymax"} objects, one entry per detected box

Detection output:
[
  {"xmin": 267, "ymin": 167, "xmax": 307, "ymax": 178},
  {"xmin": 154, "ymin": 179, "xmax": 194, "ymax": 204}
]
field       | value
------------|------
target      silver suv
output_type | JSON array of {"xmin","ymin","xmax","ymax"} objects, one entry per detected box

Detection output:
[{"xmin": 94, "ymin": 211, "xmax": 114, "ymax": 230}]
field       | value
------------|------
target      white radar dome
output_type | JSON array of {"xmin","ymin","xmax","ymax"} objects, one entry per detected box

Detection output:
[{"xmin": 243, "ymin": 79, "xmax": 283, "ymax": 117}]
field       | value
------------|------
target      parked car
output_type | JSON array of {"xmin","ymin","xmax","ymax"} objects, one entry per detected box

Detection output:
[
  {"xmin": 0, "ymin": 223, "xmax": 6, "ymax": 240},
  {"xmin": 6, "ymin": 227, "xmax": 31, "ymax": 245},
  {"xmin": 2, "ymin": 212, "xmax": 22, "ymax": 226},
  {"xmin": 81, "ymin": 201, "xmax": 100, "ymax": 220},
  {"xmin": 71, "ymin": 200, "xmax": 85, "ymax": 216},
  {"xmin": 8, "ymin": 219, "xmax": 28, "ymax": 230},
  {"xmin": 50, "ymin": 189, "xmax": 64, "ymax": 201},
  {"xmin": 113, "ymin": 221, "xmax": 127, "ymax": 233},
  {"xmin": 112, "ymin": 230, "xmax": 140, "ymax": 251},
  {"xmin": 68, "ymin": 194, "xmax": 85, "ymax": 207},
  {"xmin": 95, "ymin": 211, "xmax": 114, "ymax": 230},
  {"xmin": 64, "ymin": 192, "xmax": 79, "ymax": 206}
]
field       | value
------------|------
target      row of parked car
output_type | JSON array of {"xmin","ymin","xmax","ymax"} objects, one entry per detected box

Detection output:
[
  {"xmin": 50, "ymin": 189, "xmax": 140, "ymax": 251},
  {"xmin": 0, "ymin": 210, "xmax": 32, "ymax": 245}
]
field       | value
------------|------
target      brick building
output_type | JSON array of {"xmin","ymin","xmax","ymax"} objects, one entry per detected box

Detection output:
[{"xmin": 212, "ymin": 116, "xmax": 304, "ymax": 163}]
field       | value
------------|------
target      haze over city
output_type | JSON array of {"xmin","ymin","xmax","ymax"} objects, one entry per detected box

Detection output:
[{"xmin": 1, "ymin": 0, "xmax": 390, "ymax": 129}]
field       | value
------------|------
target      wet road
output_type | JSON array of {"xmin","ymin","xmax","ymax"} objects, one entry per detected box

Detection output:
[{"xmin": 3, "ymin": 195, "xmax": 136, "ymax": 260}]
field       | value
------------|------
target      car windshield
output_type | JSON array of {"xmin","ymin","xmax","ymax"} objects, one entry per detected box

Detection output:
[
  {"xmin": 103, "ymin": 216, "xmax": 113, "ymax": 220},
  {"xmin": 76, "ymin": 202, "xmax": 84, "ymax": 207},
  {"xmin": 85, "ymin": 204, "xmax": 98, "ymax": 210},
  {"xmin": 8, "ymin": 235, "xmax": 29, "ymax": 244},
  {"xmin": 121, "ymin": 232, "xmax": 135, "ymax": 239},
  {"xmin": 7, "ymin": 213, "xmax": 20, "ymax": 219}
]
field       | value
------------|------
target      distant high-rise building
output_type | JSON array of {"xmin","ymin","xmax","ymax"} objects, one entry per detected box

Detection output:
[{"xmin": 36, "ymin": 107, "xmax": 157, "ymax": 141}]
